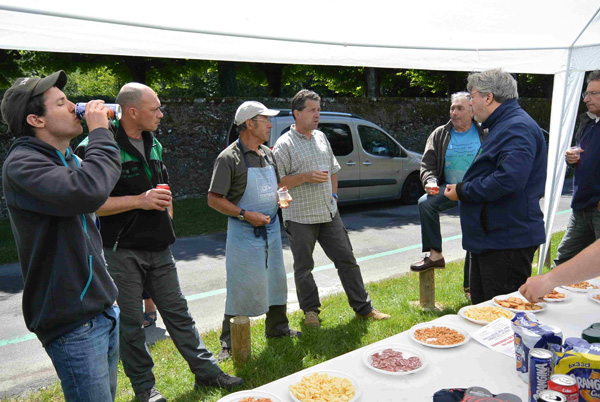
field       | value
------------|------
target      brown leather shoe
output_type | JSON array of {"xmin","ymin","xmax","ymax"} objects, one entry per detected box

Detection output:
[
  {"xmin": 410, "ymin": 256, "xmax": 445, "ymax": 272},
  {"xmin": 356, "ymin": 309, "xmax": 391, "ymax": 320}
]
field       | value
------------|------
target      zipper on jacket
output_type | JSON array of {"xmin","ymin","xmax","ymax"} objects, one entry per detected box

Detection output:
[{"xmin": 56, "ymin": 150, "xmax": 93, "ymax": 301}]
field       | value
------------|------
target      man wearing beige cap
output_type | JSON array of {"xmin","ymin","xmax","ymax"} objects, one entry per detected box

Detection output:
[{"xmin": 208, "ymin": 101, "xmax": 301, "ymax": 361}]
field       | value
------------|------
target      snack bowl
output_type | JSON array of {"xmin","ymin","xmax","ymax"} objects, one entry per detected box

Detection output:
[
  {"xmin": 587, "ymin": 290, "xmax": 600, "ymax": 305},
  {"xmin": 492, "ymin": 295, "xmax": 547, "ymax": 313},
  {"xmin": 289, "ymin": 370, "xmax": 360, "ymax": 402},
  {"xmin": 362, "ymin": 344, "xmax": 427, "ymax": 375},
  {"xmin": 409, "ymin": 322, "xmax": 470, "ymax": 348},
  {"xmin": 458, "ymin": 305, "xmax": 514, "ymax": 325},
  {"xmin": 561, "ymin": 279, "xmax": 600, "ymax": 293},
  {"xmin": 216, "ymin": 390, "xmax": 282, "ymax": 402},
  {"xmin": 543, "ymin": 288, "xmax": 571, "ymax": 303}
]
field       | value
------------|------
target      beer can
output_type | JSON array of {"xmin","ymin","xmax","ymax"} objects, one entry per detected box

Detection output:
[
  {"xmin": 548, "ymin": 374, "xmax": 578, "ymax": 402},
  {"xmin": 529, "ymin": 348, "xmax": 554, "ymax": 402},
  {"xmin": 156, "ymin": 184, "xmax": 170, "ymax": 190},
  {"xmin": 75, "ymin": 103, "xmax": 122, "ymax": 120},
  {"xmin": 536, "ymin": 389, "xmax": 567, "ymax": 401}
]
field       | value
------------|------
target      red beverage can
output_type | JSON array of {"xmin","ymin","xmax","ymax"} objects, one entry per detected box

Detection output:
[
  {"xmin": 548, "ymin": 374, "xmax": 579, "ymax": 402},
  {"xmin": 156, "ymin": 184, "xmax": 170, "ymax": 191}
]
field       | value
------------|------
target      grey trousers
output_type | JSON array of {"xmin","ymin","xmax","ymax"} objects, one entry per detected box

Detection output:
[
  {"xmin": 284, "ymin": 212, "xmax": 373, "ymax": 316},
  {"xmin": 104, "ymin": 247, "xmax": 221, "ymax": 394}
]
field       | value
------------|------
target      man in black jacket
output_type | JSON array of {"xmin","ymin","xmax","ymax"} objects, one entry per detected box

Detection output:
[
  {"xmin": 1, "ymin": 71, "xmax": 121, "ymax": 401},
  {"xmin": 76, "ymin": 83, "xmax": 243, "ymax": 402}
]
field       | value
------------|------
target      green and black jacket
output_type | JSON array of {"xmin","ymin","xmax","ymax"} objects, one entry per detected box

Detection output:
[{"xmin": 75, "ymin": 124, "xmax": 175, "ymax": 251}]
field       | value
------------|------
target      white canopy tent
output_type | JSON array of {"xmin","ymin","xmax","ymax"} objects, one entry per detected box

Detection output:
[{"xmin": 1, "ymin": 0, "xmax": 600, "ymax": 269}]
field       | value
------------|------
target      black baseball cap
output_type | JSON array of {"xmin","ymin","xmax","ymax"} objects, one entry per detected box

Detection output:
[{"xmin": 1, "ymin": 70, "xmax": 68, "ymax": 136}]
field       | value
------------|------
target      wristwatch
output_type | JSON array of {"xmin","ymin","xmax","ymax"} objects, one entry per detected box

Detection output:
[{"xmin": 237, "ymin": 209, "xmax": 246, "ymax": 221}]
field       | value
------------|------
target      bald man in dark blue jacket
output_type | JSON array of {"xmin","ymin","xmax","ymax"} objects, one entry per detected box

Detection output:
[{"xmin": 446, "ymin": 69, "xmax": 547, "ymax": 304}]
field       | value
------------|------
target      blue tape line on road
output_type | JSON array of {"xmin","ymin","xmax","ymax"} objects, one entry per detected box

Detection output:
[
  {"xmin": 0, "ymin": 209, "xmax": 573, "ymax": 347},
  {"xmin": 0, "ymin": 333, "xmax": 36, "ymax": 347}
]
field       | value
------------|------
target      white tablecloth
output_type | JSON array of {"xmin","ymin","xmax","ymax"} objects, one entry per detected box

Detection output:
[{"xmin": 254, "ymin": 289, "xmax": 600, "ymax": 402}]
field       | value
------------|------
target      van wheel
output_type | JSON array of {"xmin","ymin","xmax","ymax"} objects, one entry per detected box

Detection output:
[{"xmin": 400, "ymin": 173, "xmax": 424, "ymax": 204}]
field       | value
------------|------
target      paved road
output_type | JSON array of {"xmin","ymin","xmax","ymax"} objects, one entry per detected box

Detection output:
[{"xmin": 0, "ymin": 184, "xmax": 574, "ymax": 398}]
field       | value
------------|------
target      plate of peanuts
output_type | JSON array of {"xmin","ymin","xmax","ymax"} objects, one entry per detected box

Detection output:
[{"xmin": 409, "ymin": 322, "xmax": 470, "ymax": 348}]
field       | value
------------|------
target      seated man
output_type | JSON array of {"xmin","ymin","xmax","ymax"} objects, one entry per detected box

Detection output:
[{"xmin": 410, "ymin": 92, "xmax": 485, "ymax": 295}]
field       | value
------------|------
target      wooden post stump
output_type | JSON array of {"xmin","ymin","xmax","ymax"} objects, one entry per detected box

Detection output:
[
  {"xmin": 230, "ymin": 316, "xmax": 251, "ymax": 364},
  {"xmin": 419, "ymin": 269, "xmax": 435, "ymax": 310}
]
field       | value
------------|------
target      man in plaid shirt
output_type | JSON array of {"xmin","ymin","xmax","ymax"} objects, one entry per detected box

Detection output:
[{"xmin": 273, "ymin": 89, "xmax": 391, "ymax": 327}]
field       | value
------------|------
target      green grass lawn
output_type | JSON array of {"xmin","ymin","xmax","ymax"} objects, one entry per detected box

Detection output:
[{"xmin": 5, "ymin": 231, "xmax": 567, "ymax": 402}]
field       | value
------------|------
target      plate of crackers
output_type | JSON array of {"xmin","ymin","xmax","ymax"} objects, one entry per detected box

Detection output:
[
  {"xmin": 493, "ymin": 295, "xmax": 546, "ymax": 313},
  {"xmin": 561, "ymin": 280, "xmax": 600, "ymax": 293},
  {"xmin": 587, "ymin": 291, "xmax": 600, "ymax": 305},
  {"xmin": 458, "ymin": 305, "xmax": 514, "ymax": 325},
  {"xmin": 289, "ymin": 370, "xmax": 360, "ymax": 402},
  {"xmin": 217, "ymin": 390, "xmax": 282, "ymax": 402},
  {"xmin": 409, "ymin": 322, "xmax": 470, "ymax": 349},
  {"xmin": 543, "ymin": 288, "xmax": 570, "ymax": 303}
]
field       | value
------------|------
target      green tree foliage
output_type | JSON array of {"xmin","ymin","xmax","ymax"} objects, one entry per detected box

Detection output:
[{"xmin": 0, "ymin": 50, "xmax": 553, "ymax": 100}]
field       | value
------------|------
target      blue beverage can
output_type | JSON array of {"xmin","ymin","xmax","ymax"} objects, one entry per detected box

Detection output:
[
  {"xmin": 529, "ymin": 348, "xmax": 555, "ymax": 402},
  {"xmin": 75, "ymin": 103, "xmax": 122, "ymax": 120}
]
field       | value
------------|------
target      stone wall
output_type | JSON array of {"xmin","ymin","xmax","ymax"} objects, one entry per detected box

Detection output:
[{"xmin": 0, "ymin": 97, "xmax": 552, "ymax": 218}]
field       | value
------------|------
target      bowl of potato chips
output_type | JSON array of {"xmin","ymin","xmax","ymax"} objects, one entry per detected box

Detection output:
[
  {"xmin": 458, "ymin": 305, "xmax": 514, "ymax": 325},
  {"xmin": 289, "ymin": 370, "xmax": 360, "ymax": 402}
]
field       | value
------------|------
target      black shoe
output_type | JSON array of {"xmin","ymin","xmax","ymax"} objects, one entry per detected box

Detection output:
[
  {"xmin": 195, "ymin": 372, "xmax": 245, "ymax": 391},
  {"xmin": 217, "ymin": 348, "xmax": 230, "ymax": 362},
  {"xmin": 266, "ymin": 329, "xmax": 302, "ymax": 339},
  {"xmin": 135, "ymin": 386, "xmax": 166, "ymax": 402}
]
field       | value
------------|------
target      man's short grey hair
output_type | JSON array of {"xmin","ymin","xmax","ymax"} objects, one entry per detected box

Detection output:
[
  {"xmin": 236, "ymin": 122, "xmax": 248, "ymax": 134},
  {"xmin": 451, "ymin": 91, "xmax": 471, "ymax": 103},
  {"xmin": 587, "ymin": 70, "xmax": 600, "ymax": 84},
  {"xmin": 466, "ymin": 69, "xmax": 519, "ymax": 103},
  {"xmin": 116, "ymin": 83, "xmax": 151, "ymax": 109}
]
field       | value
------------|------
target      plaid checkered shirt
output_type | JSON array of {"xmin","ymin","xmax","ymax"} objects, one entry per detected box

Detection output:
[{"xmin": 273, "ymin": 125, "xmax": 341, "ymax": 224}]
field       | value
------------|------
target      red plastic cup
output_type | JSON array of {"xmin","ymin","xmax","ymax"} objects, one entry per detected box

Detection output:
[{"xmin": 156, "ymin": 184, "xmax": 170, "ymax": 190}]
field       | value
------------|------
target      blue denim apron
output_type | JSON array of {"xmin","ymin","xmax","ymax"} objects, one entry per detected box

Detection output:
[{"xmin": 224, "ymin": 141, "xmax": 287, "ymax": 316}]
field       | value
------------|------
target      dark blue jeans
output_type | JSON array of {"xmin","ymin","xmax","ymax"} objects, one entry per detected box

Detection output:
[
  {"xmin": 417, "ymin": 188, "xmax": 470, "ymax": 288},
  {"xmin": 555, "ymin": 207, "xmax": 600, "ymax": 266},
  {"xmin": 418, "ymin": 186, "xmax": 458, "ymax": 253},
  {"xmin": 45, "ymin": 306, "xmax": 119, "ymax": 402}
]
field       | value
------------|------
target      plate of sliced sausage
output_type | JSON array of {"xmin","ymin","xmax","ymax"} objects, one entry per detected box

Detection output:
[{"xmin": 362, "ymin": 344, "xmax": 427, "ymax": 375}]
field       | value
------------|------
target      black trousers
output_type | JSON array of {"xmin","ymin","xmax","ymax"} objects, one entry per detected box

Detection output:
[
  {"xmin": 219, "ymin": 304, "xmax": 290, "ymax": 350},
  {"xmin": 469, "ymin": 246, "xmax": 537, "ymax": 305}
]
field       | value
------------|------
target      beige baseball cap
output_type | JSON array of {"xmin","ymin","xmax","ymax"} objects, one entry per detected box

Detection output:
[{"xmin": 234, "ymin": 101, "xmax": 279, "ymax": 126}]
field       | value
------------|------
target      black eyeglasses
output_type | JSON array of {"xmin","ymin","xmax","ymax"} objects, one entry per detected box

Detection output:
[{"xmin": 582, "ymin": 91, "xmax": 600, "ymax": 100}]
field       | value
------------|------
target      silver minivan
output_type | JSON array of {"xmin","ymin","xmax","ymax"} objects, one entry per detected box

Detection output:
[{"xmin": 228, "ymin": 110, "xmax": 424, "ymax": 204}]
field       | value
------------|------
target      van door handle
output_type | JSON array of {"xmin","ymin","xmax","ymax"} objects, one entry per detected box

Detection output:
[
  {"xmin": 362, "ymin": 161, "xmax": 373, "ymax": 166},
  {"xmin": 346, "ymin": 161, "xmax": 357, "ymax": 166}
]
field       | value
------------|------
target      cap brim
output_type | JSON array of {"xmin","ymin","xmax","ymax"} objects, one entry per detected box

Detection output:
[
  {"xmin": 32, "ymin": 70, "xmax": 67, "ymax": 97},
  {"xmin": 259, "ymin": 109, "xmax": 280, "ymax": 117}
]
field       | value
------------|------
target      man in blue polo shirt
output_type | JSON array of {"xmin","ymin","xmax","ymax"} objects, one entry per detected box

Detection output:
[{"xmin": 554, "ymin": 70, "xmax": 600, "ymax": 267}]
